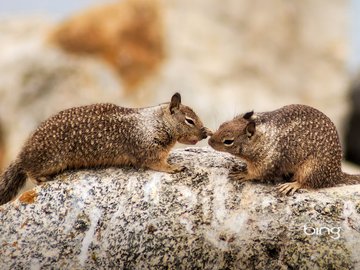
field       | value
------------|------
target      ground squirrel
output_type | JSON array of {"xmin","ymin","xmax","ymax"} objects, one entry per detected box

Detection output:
[
  {"xmin": 209, "ymin": 104, "xmax": 360, "ymax": 195},
  {"xmin": 0, "ymin": 93, "xmax": 211, "ymax": 205}
]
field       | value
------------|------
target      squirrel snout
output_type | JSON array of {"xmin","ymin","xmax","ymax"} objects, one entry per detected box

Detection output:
[
  {"xmin": 201, "ymin": 127, "xmax": 213, "ymax": 139},
  {"xmin": 208, "ymin": 137, "xmax": 214, "ymax": 146}
]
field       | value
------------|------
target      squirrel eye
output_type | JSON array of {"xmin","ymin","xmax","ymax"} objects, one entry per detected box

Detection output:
[
  {"xmin": 223, "ymin": 139, "xmax": 234, "ymax": 146},
  {"xmin": 185, "ymin": 117, "xmax": 195, "ymax": 126}
]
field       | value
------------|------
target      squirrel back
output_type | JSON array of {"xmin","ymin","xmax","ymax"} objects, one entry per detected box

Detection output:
[{"xmin": 209, "ymin": 104, "xmax": 360, "ymax": 194}]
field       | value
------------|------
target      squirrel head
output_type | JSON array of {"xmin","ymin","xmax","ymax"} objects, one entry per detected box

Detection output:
[
  {"xmin": 167, "ymin": 93, "xmax": 212, "ymax": 145},
  {"xmin": 208, "ymin": 111, "xmax": 258, "ymax": 157}
]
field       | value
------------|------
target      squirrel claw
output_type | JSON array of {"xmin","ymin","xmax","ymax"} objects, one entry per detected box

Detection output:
[
  {"xmin": 228, "ymin": 171, "xmax": 246, "ymax": 182},
  {"xmin": 277, "ymin": 182, "xmax": 301, "ymax": 195},
  {"xmin": 172, "ymin": 165, "xmax": 186, "ymax": 173},
  {"xmin": 232, "ymin": 163, "xmax": 247, "ymax": 171},
  {"xmin": 148, "ymin": 163, "xmax": 185, "ymax": 174},
  {"xmin": 228, "ymin": 165, "xmax": 248, "ymax": 182}
]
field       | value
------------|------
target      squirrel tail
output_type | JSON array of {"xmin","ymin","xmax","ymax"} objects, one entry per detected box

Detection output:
[
  {"xmin": 341, "ymin": 172, "xmax": 360, "ymax": 185},
  {"xmin": 0, "ymin": 160, "xmax": 27, "ymax": 205}
]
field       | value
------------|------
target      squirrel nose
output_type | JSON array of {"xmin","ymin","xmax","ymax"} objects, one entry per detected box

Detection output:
[
  {"xmin": 201, "ymin": 127, "xmax": 213, "ymax": 138},
  {"xmin": 208, "ymin": 137, "xmax": 214, "ymax": 146}
]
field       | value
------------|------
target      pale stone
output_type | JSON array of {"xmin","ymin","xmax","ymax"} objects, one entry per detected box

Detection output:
[{"xmin": 0, "ymin": 148, "xmax": 359, "ymax": 269}]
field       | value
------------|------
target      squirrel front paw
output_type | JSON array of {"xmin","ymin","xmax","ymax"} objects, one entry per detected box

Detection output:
[
  {"xmin": 228, "ymin": 165, "xmax": 248, "ymax": 182},
  {"xmin": 228, "ymin": 172, "xmax": 246, "ymax": 182},
  {"xmin": 148, "ymin": 162, "xmax": 186, "ymax": 174},
  {"xmin": 170, "ymin": 165, "xmax": 186, "ymax": 173}
]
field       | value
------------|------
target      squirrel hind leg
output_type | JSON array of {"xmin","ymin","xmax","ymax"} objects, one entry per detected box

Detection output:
[
  {"xmin": 27, "ymin": 163, "xmax": 67, "ymax": 184},
  {"xmin": 277, "ymin": 181, "xmax": 302, "ymax": 195},
  {"xmin": 29, "ymin": 175, "xmax": 54, "ymax": 185},
  {"xmin": 277, "ymin": 157, "xmax": 320, "ymax": 195},
  {"xmin": 277, "ymin": 170, "xmax": 309, "ymax": 195}
]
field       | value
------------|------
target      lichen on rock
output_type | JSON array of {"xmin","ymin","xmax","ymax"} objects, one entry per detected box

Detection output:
[{"xmin": 0, "ymin": 147, "xmax": 359, "ymax": 269}]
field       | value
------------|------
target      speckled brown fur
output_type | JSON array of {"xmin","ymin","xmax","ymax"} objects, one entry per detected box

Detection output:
[
  {"xmin": 209, "ymin": 104, "xmax": 360, "ymax": 195},
  {"xmin": 0, "ymin": 93, "xmax": 211, "ymax": 205}
]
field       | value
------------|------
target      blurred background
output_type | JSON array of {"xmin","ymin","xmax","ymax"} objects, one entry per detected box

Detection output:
[{"xmin": 0, "ymin": 0, "xmax": 359, "ymax": 172}]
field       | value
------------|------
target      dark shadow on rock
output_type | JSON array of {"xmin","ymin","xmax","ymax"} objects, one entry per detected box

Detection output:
[{"xmin": 345, "ymin": 77, "xmax": 360, "ymax": 165}]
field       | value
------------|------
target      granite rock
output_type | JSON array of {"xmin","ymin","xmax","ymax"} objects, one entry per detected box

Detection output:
[{"xmin": 0, "ymin": 147, "xmax": 359, "ymax": 269}]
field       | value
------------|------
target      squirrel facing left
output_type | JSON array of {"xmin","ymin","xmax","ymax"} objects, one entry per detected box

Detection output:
[
  {"xmin": 0, "ymin": 93, "xmax": 211, "ymax": 205},
  {"xmin": 209, "ymin": 104, "xmax": 360, "ymax": 195}
]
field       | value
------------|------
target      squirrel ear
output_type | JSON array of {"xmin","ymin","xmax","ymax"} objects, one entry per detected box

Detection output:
[
  {"xmin": 245, "ymin": 121, "xmax": 256, "ymax": 138},
  {"xmin": 170, "ymin": 92, "xmax": 181, "ymax": 114},
  {"xmin": 243, "ymin": 111, "xmax": 254, "ymax": 120}
]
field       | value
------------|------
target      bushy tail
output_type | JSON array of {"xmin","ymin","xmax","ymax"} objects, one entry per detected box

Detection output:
[
  {"xmin": 0, "ymin": 160, "xmax": 27, "ymax": 205},
  {"xmin": 341, "ymin": 172, "xmax": 360, "ymax": 185}
]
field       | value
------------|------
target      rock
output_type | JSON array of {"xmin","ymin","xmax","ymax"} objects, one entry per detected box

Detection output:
[
  {"xmin": 50, "ymin": 0, "xmax": 165, "ymax": 90},
  {"xmin": 0, "ymin": 147, "xmax": 359, "ymax": 269},
  {"xmin": 345, "ymin": 76, "xmax": 360, "ymax": 166}
]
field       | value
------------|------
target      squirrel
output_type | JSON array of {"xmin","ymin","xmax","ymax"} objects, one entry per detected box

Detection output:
[
  {"xmin": 208, "ymin": 104, "xmax": 360, "ymax": 195},
  {"xmin": 0, "ymin": 93, "xmax": 211, "ymax": 205}
]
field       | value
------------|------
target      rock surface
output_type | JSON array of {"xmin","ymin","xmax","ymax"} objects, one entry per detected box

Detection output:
[{"xmin": 1, "ymin": 147, "xmax": 360, "ymax": 269}]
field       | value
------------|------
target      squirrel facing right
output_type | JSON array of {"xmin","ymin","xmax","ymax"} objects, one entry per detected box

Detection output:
[
  {"xmin": 0, "ymin": 93, "xmax": 210, "ymax": 205},
  {"xmin": 209, "ymin": 104, "xmax": 360, "ymax": 195}
]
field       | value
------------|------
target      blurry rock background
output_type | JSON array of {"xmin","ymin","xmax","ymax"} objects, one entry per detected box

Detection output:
[
  {"xmin": 345, "ymin": 76, "xmax": 360, "ymax": 165},
  {"xmin": 50, "ymin": 0, "xmax": 165, "ymax": 90},
  {"xmin": 0, "ymin": 0, "xmax": 354, "ymax": 169}
]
